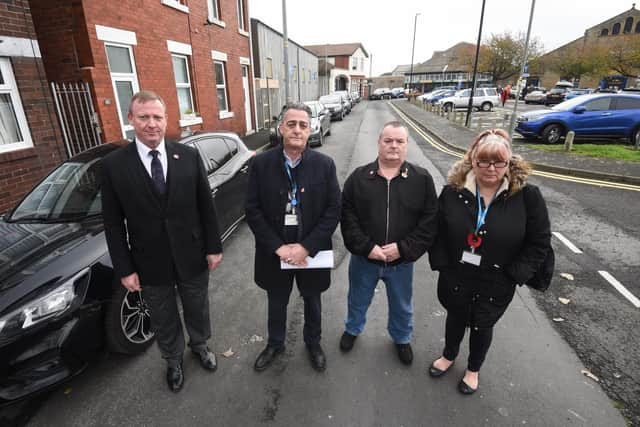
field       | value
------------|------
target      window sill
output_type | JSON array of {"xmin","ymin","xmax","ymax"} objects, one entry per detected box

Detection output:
[
  {"xmin": 238, "ymin": 29, "xmax": 250, "ymax": 38},
  {"xmin": 161, "ymin": 0, "xmax": 189, "ymax": 14},
  {"xmin": 179, "ymin": 117, "xmax": 203, "ymax": 127},
  {"xmin": 0, "ymin": 147, "xmax": 37, "ymax": 163},
  {"xmin": 208, "ymin": 18, "xmax": 226, "ymax": 28},
  {"xmin": 219, "ymin": 111, "xmax": 234, "ymax": 119}
]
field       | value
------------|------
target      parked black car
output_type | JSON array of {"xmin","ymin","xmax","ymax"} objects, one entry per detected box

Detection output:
[
  {"xmin": 318, "ymin": 95, "xmax": 346, "ymax": 121},
  {"xmin": 0, "ymin": 132, "xmax": 253, "ymax": 406}
]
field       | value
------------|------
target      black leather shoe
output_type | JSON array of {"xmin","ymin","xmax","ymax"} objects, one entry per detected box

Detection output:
[
  {"xmin": 458, "ymin": 378, "xmax": 478, "ymax": 395},
  {"xmin": 307, "ymin": 344, "xmax": 326, "ymax": 372},
  {"xmin": 429, "ymin": 359, "xmax": 454, "ymax": 378},
  {"xmin": 339, "ymin": 332, "xmax": 357, "ymax": 352},
  {"xmin": 166, "ymin": 363, "xmax": 184, "ymax": 393},
  {"xmin": 396, "ymin": 343, "xmax": 413, "ymax": 365},
  {"xmin": 254, "ymin": 345, "xmax": 285, "ymax": 372},
  {"xmin": 193, "ymin": 347, "xmax": 217, "ymax": 371}
]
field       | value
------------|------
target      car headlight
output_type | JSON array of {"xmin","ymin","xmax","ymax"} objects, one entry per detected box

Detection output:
[{"xmin": 0, "ymin": 268, "xmax": 87, "ymax": 338}]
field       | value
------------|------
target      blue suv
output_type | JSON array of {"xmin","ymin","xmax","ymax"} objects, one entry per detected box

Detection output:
[{"xmin": 515, "ymin": 94, "xmax": 640, "ymax": 145}]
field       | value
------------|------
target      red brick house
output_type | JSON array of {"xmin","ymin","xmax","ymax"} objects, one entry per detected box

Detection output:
[
  {"xmin": 29, "ymin": 0, "xmax": 256, "ymax": 146},
  {"xmin": 0, "ymin": 0, "xmax": 65, "ymax": 212},
  {"xmin": 305, "ymin": 43, "xmax": 370, "ymax": 97}
]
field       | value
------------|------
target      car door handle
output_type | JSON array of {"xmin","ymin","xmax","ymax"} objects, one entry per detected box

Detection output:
[{"xmin": 240, "ymin": 165, "xmax": 249, "ymax": 174}]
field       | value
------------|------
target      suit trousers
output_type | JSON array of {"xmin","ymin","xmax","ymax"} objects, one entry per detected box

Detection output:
[
  {"xmin": 144, "ymin": 269, "xmax": 211, "ymax": 367},
  {"xmin": 267, "ymin": 276, "xmax": 322, "ymax": 349}
]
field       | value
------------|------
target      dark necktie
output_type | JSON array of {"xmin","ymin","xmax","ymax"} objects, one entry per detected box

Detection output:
[{"xmin": 149, "ymin": 150, "xmax": 166, "ymax": 195}]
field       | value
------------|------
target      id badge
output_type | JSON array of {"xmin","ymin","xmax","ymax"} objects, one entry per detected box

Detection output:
[
  {"xmin": 461, "ymin": 250, "xmax": 482, "ymax": 266},
  {"xmin": 284, "ymin": 214, "xmax": 298, "ymax": 226}
]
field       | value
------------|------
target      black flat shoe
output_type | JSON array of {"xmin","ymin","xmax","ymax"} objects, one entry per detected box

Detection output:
[
  {"xmin": 193, "ymin": 347, "xmax": 218, "ymax": 371},
  {"xmin": 254, "ymin": 345, "xmax": 285, "ymax": 372},
  {"xmin": 307, "ymin": 344, "xmax": 327, "ymax": 372},
  {"xmin": 458, "ymin": 378, "xmax": 478, "ymax": 395},
  {"xmin": 339, "ymin": 332, "xmax": 357, "ymax": 352},
  {"xmin": 428, "ymin": 359, "xmax": 454, "ymax": 378},
  {"xmin": 166, "ymin": 363, "xmax": 184, "ymax": 393},
  {"xmin": 396, "ymin": 343, "xmax": 413, "ymax": 365}
]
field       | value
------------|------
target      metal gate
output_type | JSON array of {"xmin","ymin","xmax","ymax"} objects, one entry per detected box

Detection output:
[{"xmin": 51, "ymin": 81, "xmax": 102, "ymax": 157}]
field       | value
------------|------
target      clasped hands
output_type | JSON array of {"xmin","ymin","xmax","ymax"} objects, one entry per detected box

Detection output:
[
  {"xmin": 276, "ymin": 243, "xmax": 309, "ymax": 267},
  {"xmin": 368, "ymin": 243, "xmax": 400, "ymax": 262}
]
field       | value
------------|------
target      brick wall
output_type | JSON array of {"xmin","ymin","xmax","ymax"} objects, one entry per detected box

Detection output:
[
  {"xmin": 31, "ymin": 0, "xmax": 255, "ymax": 143},
  {"xmin": 0, "ymin": 1, "xmax": 65, "ymax": 213},
  {"xmin": 335, "ymin": 56, "xmax": 349, "ymax": 69}
]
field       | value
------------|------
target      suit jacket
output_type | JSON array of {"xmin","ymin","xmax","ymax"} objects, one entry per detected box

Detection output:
[
  {"xmin": 245, "ymin": 147, "xmax": 341, "ymax": 294},
  {"xmin": 101, "ymin": 140, "xmax": 222, "ymax": 287}
]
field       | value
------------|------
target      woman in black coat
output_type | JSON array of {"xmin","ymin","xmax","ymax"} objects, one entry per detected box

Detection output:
[{"xmin": 428, "ymin": 128, "xmax": 551, "ymax": 395}]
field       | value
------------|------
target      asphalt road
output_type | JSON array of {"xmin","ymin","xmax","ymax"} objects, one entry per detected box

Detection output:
[{"xmin": 5, "ymin": 100, "xmax": 634, "ymax": 427}]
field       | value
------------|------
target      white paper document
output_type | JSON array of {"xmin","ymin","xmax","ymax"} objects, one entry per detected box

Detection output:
[{"xmin": 280, "ymin": 250, "xmax": 334, "ymax": 270}]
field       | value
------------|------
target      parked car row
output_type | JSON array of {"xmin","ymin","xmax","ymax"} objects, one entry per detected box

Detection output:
[
  {"xmin": 0, "ymin": 132, "xmax": 255, "ymax": 406},
  {"xmin": 369, "ymin": 87, "xmax": 392, "ymax": 100},
  {"xmin": 516, "ymin": 93, "xmax": 640, "ymax": 145}
]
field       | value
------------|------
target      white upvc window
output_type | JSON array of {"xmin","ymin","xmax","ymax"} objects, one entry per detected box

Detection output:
[
  {"xmin": 172, "ymin": 55, "xmax": 197, "ymax": 121},
  {"xmin": 214, "ymin": 60, "xmax": 232, "ymax": 119},
  {"xmin": 161, "ymin": 0, "xmax": 189, "ymax": 14},
  {"xmin": 0, "ymin": 57, "xmax": 33, "ymax": 153},
  {"xmin": 104, "ymin": 43, "xmax": 140, "ymax": 139},
  {"xmin": 207, "ymin": 0, "xmax": 225, "ymax": 27},
  {"xmin": 237, "ymin": 0, "xmax": 247, "ymax": 33}
]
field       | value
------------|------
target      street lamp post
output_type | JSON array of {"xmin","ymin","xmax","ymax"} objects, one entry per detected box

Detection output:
[
  {"xmin": 408, "ymin": 13, "xmax": 420, "ymax": 95},
  {"xmin": 508, "ymin": 0, "xmax": 537, "ymax": 139},
  {"xmin": 282, "ymin": 0, "xmax": 290, "ymax": 103},
  {"xmin": 465, "ymin": 0, "xmax": 487, "ymax": 127}
]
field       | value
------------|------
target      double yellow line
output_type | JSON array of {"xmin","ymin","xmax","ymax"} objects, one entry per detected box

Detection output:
[{"xmin": 389, "ymin": 103, "xmax": 640, "ymax": 192}]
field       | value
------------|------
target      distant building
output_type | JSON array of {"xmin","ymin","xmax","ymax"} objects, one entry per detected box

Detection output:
[
  {"xmin": 404, "ymin": 42, "xmax": 492, "ymax": 93},
  {"xmin": 537, "ymin": 4, "xmax": 640, "ymax": 89},
  {"xmin": 0, "ymin": 0, "xmax": 65, "ymax": 212},
  {"xmin": 304, "ymin": 43, "xmax": 370, "ymax": 97},
  {"xmin": 390, "ymin": 64, "xmax": 411, "ymax": 77},
  {"xmin": 250, "ymin": 18, "xmax": 319, "ymax": 129}
]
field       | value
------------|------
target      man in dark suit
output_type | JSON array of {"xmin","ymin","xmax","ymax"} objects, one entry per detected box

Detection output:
[
  {"xmin": 101, "ymin": 90, "xmax": 223, "ymax": 392},
  {"xmin": 246, "ymin": 102, "xmax": 340, "ymax": 372}
]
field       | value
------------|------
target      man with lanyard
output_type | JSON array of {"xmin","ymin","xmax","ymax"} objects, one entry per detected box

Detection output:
[{"xmin": 246, "ymin": 102, "xmax": 341, "ymax": 372}]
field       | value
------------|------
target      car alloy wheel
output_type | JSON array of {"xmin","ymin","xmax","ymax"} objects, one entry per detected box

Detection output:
[
  {"xmin": 481, "ymin": 102, "xmax": 492, "ymax": 112},
  {"xmin": 542, "ymin": 124, "xmax": 564, "ymax": 144},
  {"xmin": 634, "ymin": 127, "xmax": 640, "ymax": 147},
  {"xmin": 120, "ymin": 290, "xmax": 154, "ymax": 344},
  {"xmin": 444, "ymin": 103, "xmax": 452, "ymax": 112}
]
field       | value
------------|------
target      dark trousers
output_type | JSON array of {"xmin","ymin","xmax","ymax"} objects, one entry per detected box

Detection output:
[
  {"xmin": 442, "ymin": 309, "xmax": 493, "ymax": 372},
  {"xmin": 144, "ymin": 269, "xmax": 211, "ymax": 367},
  {"xmin": 267, "ymin": 280, "xmax": 322, "ymax": 349}
]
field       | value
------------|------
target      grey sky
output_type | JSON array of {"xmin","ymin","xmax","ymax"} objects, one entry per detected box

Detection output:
[{"xmin": 247, "ymin": 0, "xmax": 637, "ymax": 76}]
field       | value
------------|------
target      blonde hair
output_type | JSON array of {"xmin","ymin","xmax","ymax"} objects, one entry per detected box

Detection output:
[{"xmin": 448, "ymin": 128, "xmax": 532, "ymax": 195}]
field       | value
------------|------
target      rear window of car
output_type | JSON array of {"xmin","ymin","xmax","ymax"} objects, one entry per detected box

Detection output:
[
  {"xmin": 614, "ymin": 97, "xmax": 640, "ymax": 110},
  {"xmin": 484, "ymin": 88, "xmax": 497, "ymax": 96},
  {"xmin": 195, "ymin": 137, "xmax": 231, "ymax": 173}
]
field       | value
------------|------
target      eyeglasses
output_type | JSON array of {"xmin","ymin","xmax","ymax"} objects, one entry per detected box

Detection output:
[{"xmin": 476, "ymin": 160, "xmax": 509, "ymax": 169}]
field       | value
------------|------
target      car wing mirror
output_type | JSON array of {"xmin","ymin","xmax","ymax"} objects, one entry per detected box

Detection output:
[{"xmin": 573, "ymin": 106, "xmax": 587, "ymax": 114}]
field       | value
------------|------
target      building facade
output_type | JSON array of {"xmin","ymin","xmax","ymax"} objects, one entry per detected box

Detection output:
[
  {"xmin": 305, "ymin": 43, "xmax": 370, "ymax": 98},
  {"xmin": 250, "ymin": 18, "xmax": 319, "ymax": 129},
  {"xmin": 29, "ymin": 0, "xmax": 256, "ymax": 146},
  {"xmin": 0, "ymin": 0, "xmax": 65, "ymax": 212},
  {"xmin": 537, "ymin": 5, "xmax": 640, "ymax": 89}
]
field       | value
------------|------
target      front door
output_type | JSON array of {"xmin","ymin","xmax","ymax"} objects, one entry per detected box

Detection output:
[{"xmin": 242, "ymin": 65, "xmax": 252, "ymax": 133}]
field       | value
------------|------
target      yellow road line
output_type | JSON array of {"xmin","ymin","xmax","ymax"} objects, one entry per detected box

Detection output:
[{"xmin": 389, "ymin": 103, "xmax": 640, "ymax": 192}]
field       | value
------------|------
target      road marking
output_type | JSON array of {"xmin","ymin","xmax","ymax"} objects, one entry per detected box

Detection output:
[
  {"xmin": 552, "ymin": 232, "xmax": 583, "ymax": 254},
  {"xmin": 388, "ymin": 102, "xmax": 640, "ymax": 192},
  {"xmin": 598, "ymin": 271, "xmax": 640, "ymax": 308}
]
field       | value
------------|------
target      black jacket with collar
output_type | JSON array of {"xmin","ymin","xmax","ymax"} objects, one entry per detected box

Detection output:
[
  {"xmin": 341, "ymin": 159, "xmax": 438, "ymax": 265},
  {"xmin": 101, "ymin": 140, "xmax": 222, "ymax": 286},
  {"xmin": 429, "ymin": 183, "xmax": 551, "ymax": 286},
  {"xmin": 245, "ymin": 147, "xmax": 341, "ymax": 293}
]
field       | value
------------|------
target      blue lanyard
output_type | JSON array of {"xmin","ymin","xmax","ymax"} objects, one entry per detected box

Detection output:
[
  {"xmin": 475, "ymin": 188, "xmax": 496, "ymax": 233},
  {"xmin": 285, "ymin": 164, "xmax": 298, "ymax": 207}
]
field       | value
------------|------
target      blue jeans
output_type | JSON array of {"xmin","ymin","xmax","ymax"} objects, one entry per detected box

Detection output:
[{"xmin": 345, "ymin": 255, "xmax": 414, "ymax": 344}]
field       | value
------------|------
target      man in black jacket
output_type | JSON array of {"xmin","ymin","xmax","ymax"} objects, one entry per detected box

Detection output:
[
  {"xmin": 340, "ymin": 121, "xmax": 438, "ymax": 364},
  {"xmin": 102, "ymin": 91, "xmax": 222, "ymax": 392},
  {"xmin": 246, "ymin": 102, "xmax": 340, "ymax": 372}
]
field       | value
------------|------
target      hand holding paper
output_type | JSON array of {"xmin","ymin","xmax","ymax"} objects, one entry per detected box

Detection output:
[{"xmin": 280, "ymin": 250, "xmax": 334, "ymax": 269}]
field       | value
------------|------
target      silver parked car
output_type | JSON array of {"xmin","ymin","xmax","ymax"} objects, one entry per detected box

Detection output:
[{"xmin": 303, "ymin": 101, "xmax": 331, "ymax": 147}]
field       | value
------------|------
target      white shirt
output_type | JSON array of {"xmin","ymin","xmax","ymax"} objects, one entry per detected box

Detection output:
[{"xmin": 135, "ymin": 139, "xmax": 168, "ymax": 181}]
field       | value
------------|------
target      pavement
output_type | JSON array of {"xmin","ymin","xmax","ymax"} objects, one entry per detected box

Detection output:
[{"xmin": 390, "ymin": 100, "xmax": 640, "ymax": 186}]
